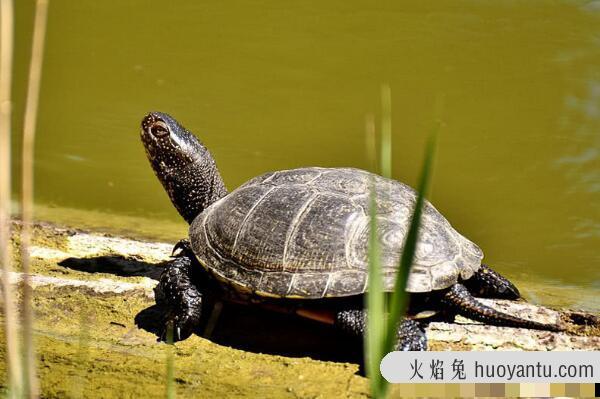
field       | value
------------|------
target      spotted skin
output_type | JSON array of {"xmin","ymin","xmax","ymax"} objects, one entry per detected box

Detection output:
[
  {"xmin": 441, "ymin": 283, "xmax": 560, "ymax": 332},
  {"xmin": 396, "ymin": 319, "xmax": 428, "ymax": 351},
  {"xmin": 154, "ymin": 242, "xmax": 205, "ymax": 341},
  {"xmin": 464, "ymin": 264, "xmax": 521, "ymax": 299},
  {"xmin": 141, "ymin": 112, "xmax": 227, "ymax": 224},
  {"xmin": 334, "ymin": 309, "xmax": 427, "ymax": 351},
  {"xmin": 141, "ymin": 112, "xmax": 562, "ymax": 348}
]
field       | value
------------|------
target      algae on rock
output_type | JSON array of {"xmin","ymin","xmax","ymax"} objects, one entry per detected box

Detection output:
[{"xmin": 1, "ymin": 221, "xmax": 599, "ymax": 397}]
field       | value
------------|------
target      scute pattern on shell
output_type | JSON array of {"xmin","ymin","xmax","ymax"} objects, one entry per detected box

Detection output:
[{"xmin": 189, "ymin": 167, "xmax": 483, "ymax": 299}]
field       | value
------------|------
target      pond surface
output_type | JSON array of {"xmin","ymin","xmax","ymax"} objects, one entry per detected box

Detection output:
[{"xmin": 11, "ymin": 1, "xmax": 600, "ymax": 311}]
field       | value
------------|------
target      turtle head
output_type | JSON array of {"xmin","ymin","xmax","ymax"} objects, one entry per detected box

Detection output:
[
  {"xmin": 141, "ymin": 112, "xmax": 198, "ymax": 170},
  {"xmin": 141, "ymin": 112, "xmax": 228, "ymax": 224}
]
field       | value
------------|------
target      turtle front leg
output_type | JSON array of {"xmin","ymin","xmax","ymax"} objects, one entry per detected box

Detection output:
[
  {"xmin": 334, "ymin": 309, "xmax": 427, "ymax": 351},
  {"xmin": 155, "ymin": 239, "xmax": 205, "ymax": 342},
  {"xmin": 463, "ymin": 264, "xmax": 521, "ymax": 299}
]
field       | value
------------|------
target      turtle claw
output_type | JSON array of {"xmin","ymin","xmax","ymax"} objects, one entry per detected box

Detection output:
[
  {"xmin": 155, "ymin": 253, "xmax": 204, "ymax": 342},
  {"xmin": 158, "ymin": 319, "xmax": 175, "ymax": 343},
  {"xmin": 159, "ymin": 310, "xmax": 196, "ymax": 343}
]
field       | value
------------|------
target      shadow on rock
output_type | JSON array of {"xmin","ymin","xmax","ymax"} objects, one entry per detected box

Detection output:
[
  {"xmin": 60, "ymin": 255, "xmax": 364, "ymax": 367},
  {"xmin": 59, "ymin": 255, "xmax": 166, "ymax": 280},
  {"xmin": 135, "ymin": 301, "xmax": 364, "ymax": 368}
]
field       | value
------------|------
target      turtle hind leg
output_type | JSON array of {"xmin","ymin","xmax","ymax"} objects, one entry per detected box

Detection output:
[
  {"xmin": 441, "ymin": 283, "xmax": 560, "ymax": 332},
  {"xmin": 155, "ymin": 243, "xmax": 206, "ymax": 342},
  {"xmin": 334, "ymin": 309, "xmax": 427, "ymax": 351},
  {"xmin": 396, "ymin": 319, "xmax": 428, "ymax": 351},
  {"xmin": 463, "ymin": 264, "xmax": 521, "ymax": 299}
]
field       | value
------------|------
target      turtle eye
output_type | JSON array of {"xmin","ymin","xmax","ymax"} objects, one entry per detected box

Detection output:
[{"xmin": 150, "ymin": 121, "xmax": 169, "ymax": 138}]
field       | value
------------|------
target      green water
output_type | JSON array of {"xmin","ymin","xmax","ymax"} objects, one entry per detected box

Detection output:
[{"xmin": 11, "ymin": 1, "xmax": 600, "ymax": 311}]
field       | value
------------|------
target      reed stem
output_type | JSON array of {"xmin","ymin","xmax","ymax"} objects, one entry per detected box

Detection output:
[
  {"xmin": 0, "ymin": 0, "xmax": 23, "ymax": 396},
  {"xmin": 21, "ymin": 0, "xmax": 49, "ymax": 396}
]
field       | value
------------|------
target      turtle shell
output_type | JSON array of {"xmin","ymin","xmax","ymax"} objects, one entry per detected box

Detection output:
[{"xmin": 189, "ymin": 167, "xmax": 483, "ymax": 299}]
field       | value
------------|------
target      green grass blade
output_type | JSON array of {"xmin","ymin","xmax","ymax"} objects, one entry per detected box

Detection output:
[
  {"xmin": 366, "ymin": 88, "xmax": 438, "ymax": 397},
  {"xmin": 71, "ymin": 311, "xmax": 91, "ymax": 398},
  {"xmin": 382, "ymin": 128, "xmax": 438, "ymax": 357},
  {"xmin": 365, "ymin": 114, "xmax": 386, "ymax": 398},
  {"xmin": 166, "ymin": 324, "xmax": 175, "ymax": 399},
  {"xmin": 366, "ymin": 179, "xmax": 386, "ymax": 399},
  {"xmin": 380, "ymin": 84, "xmax": 392, "ymax": 179}
]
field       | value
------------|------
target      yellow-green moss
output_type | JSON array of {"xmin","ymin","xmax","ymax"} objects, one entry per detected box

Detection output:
[
  {"xmin": 0, "ymin": 221, "xmax": 369, "ymax": 398},
  {"xmin": 2, "ymin": 219, "xmax": 598, "ymax": 397},
  {"xmin": 0, "ymin": 284, "xmax": 368, "ymax": 398}
]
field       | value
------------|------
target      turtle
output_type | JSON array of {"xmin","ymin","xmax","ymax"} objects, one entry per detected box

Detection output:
[{"xmin": 140, "ymin": 111, "xmax": 560, "ymax": 350}]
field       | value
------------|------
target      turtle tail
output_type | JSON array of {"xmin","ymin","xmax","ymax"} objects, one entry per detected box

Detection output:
[{"xmin": 441, "ymin": 283, "xmax": 561, "ymax": 332}]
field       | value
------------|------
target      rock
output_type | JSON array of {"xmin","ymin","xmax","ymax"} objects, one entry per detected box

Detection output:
[
  {"xmin": 1, "ymin": 221, "xmax": 598, "ymax": 397},
  {"xmin": 427, "ymin": 299, "xmax": 600, "ymax": 351},
  {"xmin": 2, "ymin": 221, "xmax": 369, "ymax": 398}
]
